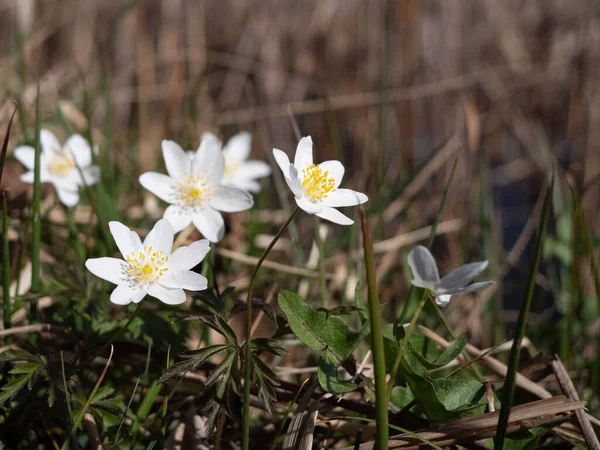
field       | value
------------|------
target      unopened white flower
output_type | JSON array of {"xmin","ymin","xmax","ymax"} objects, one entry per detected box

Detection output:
[
  {"xmin": 14, "ymin": 129, "xmax": 100, "ymax": 206},
  {"xmin": 86, "ymin": 219, "xmax": 210, "ymax": 305},
  {"xmin": 407, "ymin": 245, "xmax": 494, "ymax": 307},
  {"xmin": 272, "ymin": 136, "xmax": 368, "ymax": 225},
  {"xmin": 139, "ymin": 134, "xmax": 254, "ymax": 242}
]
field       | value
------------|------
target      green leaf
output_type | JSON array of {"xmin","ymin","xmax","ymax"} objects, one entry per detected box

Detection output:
[
  {"xmin": 411, "ymin": 334, "xmax": 467, "ymax": 370},
  {"xmin": 488, "ymin": 427, "xmax": 548, "ymax": 449},
  {"xmin": 390, "ymin": 386, "xmax": 415, "ymax": 410},
  {"xmin": 318, "ymin": 350, "xmax": 356, "ymax": 393},
  {"xmin": 9, "ymin": 361, "xmax": 43, "ymax": 375},
  {"xmin": 355, "ymin": 282, "xmax": 368, "ymax": 324},
  {"xmin": 399, "ymin": 340, "xmax": 490, "ymax": 422},
  {"xmin": 160, "ymin": 344, "xmax": 230, "ymax": 382},
  {"xmin": 278, "ymin": 290, "xmax": 362, "ymax": 359},
  {"xmin": 0, "ymin": 373, "xmax": 36, "ymax": 403}
]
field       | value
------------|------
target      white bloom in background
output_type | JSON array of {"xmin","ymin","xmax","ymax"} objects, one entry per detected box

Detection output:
[
  {"xmin": 14, "ymin": 129, "xmax": 100, "ymax": 207},
  {"xmin": 219, "ymin": 132, "xmax": 271, "ymax": 193},
  {"xmin": 139, "ymin": 134, "xmax": 254, "ymax": 242},
  {"xmin": 86, "ymin": 219, "xmax": 210, "ymax": 305},
  {"xmin": 272, "ymin": 136, "xmax": 368, "ymax": 225},
  {"xmin": 407, "ymin": 245, "xmax": 494, "ymax": 307}
]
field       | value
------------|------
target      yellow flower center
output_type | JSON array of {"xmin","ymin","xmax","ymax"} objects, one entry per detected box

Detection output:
[
  {"xmin": 125, "ymin": 246, "xmax": 169, "ymax": 286},
  {"xmin": 301, "ymin": 164, "xmax": 335, "ymax": 201},
  {"xmin": 177, "ymin": 175, "xmax": 212, "ymax": 208},
  {"xmin": 48, "ymin": 152, "xmax": 75, "ymax": 177}
]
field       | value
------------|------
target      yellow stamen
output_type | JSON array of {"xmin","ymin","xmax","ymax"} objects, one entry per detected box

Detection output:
[
  {"xmin": 49, "ymin": 152, "xmax": 75, "ymax": 177},
  {"xmin": 177, "ymin": 175, "xmax": 212, "ymax": 207},
  {"xmin": 126, "ymin": 246, "xmax": 169, "ymax": 286},
  {"xmin": 301, "ymin": 164, "xmax": 335, "ymax": 201}
]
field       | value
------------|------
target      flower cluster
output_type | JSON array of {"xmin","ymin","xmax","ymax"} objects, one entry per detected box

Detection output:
[{"xmin": 15, "ymin": 128, "xmax": 373, "ymax": 305}]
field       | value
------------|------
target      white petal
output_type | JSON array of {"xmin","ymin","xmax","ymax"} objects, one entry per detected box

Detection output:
[
  {"xmin": 143, "ymin": 219, "xmax": 174, "ymax": 257},
  {"xmin": 139, "ymin": 172, "xmax": 176, "ymax": 203},
  {"xmin": 163, "ymin": 205, "xmax": 193, "ymax": 233},
  {"xmin": 316, "ymin": 205, "xmax": 354, "ymax": 225},
  {"xmin": 20, "ymin": 170, "xmax": 51, "ymax": 184},
  {"xmin": 436, "ymin": 281, "xmax": 495, "ymax": 297},
  {"xmin": 55, "ymin": 186, "xmax": 80, "ymax": 207},
  {"xmin": 40, "ymin": 129, "xmax": 61, "ymax": 155},
  {"xmin": 272, "ymin": 149, "xmax": 291, "ymax": 177},
  {"xmin": 147, "ymin": 283, "xmax": 186, "ymax": 305},
  {"xmin": 64, "ymin": 135, "xmax": 92, "ymax": 167},
  {"xmin": 318, "ymin": 160, "xmax": 344, "ymax": 188},
  {"xmin": 226, "ymin": 179, "xmax": 262, "ymax": 193},
  {"xmin": 85, "ymin": 257, "xmax": 125, "ymax": 285},
  {"xmin": 235, "ymin": 161, "xmax": 272, "ymax": 180},
  {"xmin": 162, "ymin": 140, "xmax": 191, "ymax": 180},
  {"xmin": 437, "ymin": 261, "xmax": 489, "ymax": 291},
  {"xmin": 79, "ymin": 166, "xmax": 100, "ymax": 186},
  {"xmin": 192, "ymin": 207, "xmax": 224, "ymax": 243},
  {"xmin": 13, "ymin": 146, "xmax": 36, "ymax": 170},
  {"xmin": 160, "ymin": 270, "xmax": 208, "ymax": 291},
  {"xmin": 435, "ymin": 294, "xmax": 452, "ymax": 308},
  {"xmin": 407, "ymin": 246, "xmax": 440, "ymax": 285},
  {"xmin": 287, "ymin": 165, "xmax": 305, "ymax": 197},
  {"xmin": 194, "ymin": 132, "xmax": 224, "ymax": 185},
  {"xmin": 294, "ymin": 136, "xmax": 313, "ymax": 170},
  {"xmin": 169, "ymin": 240, "xmax": 211, "ymax": 270},
  {"xmin": 209, "ymin": 186, "xmax": 253, "ymax": 212},
  {"xmin": 295, "ymin": 196, "xmax": 324, "ymax": 214},
  {"xmin": 110, "ymin": 284, "xmax": 147, "ymax": 305},
  {"xmin": 321, "ymin": 188, "xmax": 368, "ymax": 207},
  {"xmin": 223, "ymin": 131, "xmax": 251, "ymax": 162},
  {"xmin": 108, "ymin": 222, "xmax": 142, "ymax": 257}
]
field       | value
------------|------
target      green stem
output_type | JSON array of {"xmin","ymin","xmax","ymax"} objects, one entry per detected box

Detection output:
[
  {"xmin": 65, "ymin": 207, "xmax": 85, "ymax": 264},
  {"xmin": 360, "ymin": 206, "xmax": 388, "ymax": 450},
  {"xmin": 30, "ymin": 86, "xmax": 42, "ymax": 324},
  {"xmin": 387, "ymin": 289, "xmax": 429, "ymax": 396},
  {"xmin": 242, "ymin": 206, "xmax": 300, "ymax": 450},
  {"xmin": 315, "ymin": 217, "xmax": 328, "ymax": 308},
  {"xmin": 431, "ymin": 301, "xmax": 484, "ymax": 381},
  {"xmin": 494, "ymin": 177, "xmax": 553, "ymax": 448},
  {"xmin": 2, "ymin": 191, "xmax": 11, "ymax": 341}
]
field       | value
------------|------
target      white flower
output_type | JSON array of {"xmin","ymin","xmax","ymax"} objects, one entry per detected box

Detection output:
[
  {"xmin": 217, "ymin": 132, "xmax": 271, "ymax": 193},
  {"xmin": 272, "ymin": 136, "xmax": 368, "ymax": 225},
  {"xmin": 14, "ymin": 129, "xmax": 100, "ymax": 207},
  {"xmin": 407, "ymin": 245, "xmax": 494, "ymax": 307},
  {"xmin": 139, "ymin": 134, "xmax": 254, "ymax": 242},
  {"xmin": 85, "ymin": 219, "xmax": 210, "ymax": 305}
]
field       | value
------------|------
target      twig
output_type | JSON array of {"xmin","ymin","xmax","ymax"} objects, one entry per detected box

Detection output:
[
  {"xmin": 551, "ymin": 355, "xmax": 600, "ymax": 450},
  {"xmin": 0, "ymin": 323, "xmax": 56, "ymax": 338}
]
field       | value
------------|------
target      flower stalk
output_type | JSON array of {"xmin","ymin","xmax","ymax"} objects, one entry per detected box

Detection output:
[
  {"xmin": 242, "ymin": 206, "xmax": 300, "ymax": 450},
  {"xmin": 359, "ymin": 206, "xmax": 388, "ymax": 450}
]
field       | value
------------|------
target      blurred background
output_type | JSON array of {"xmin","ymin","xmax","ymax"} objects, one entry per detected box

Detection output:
[{"xmin": 1, "ymin": 0, "xmax": 599, "ymax": 365}]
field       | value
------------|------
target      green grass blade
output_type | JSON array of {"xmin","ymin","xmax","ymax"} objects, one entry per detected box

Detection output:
[
  {"xmin": 30, "ymin": 85, "xmax": 42, "ymax": 322},
  {"xmin": 359, "ymin": 206, "xmax": 388, "ymax": 450},
  {"xmin": 494, "ymin": 173, "xmax": 554, "ymax": 448},
  {"xmin": 0, "ymin": 102, "xmax": 18, "ymax": 187},
  {"xmin": 2, "ymin": 191, "xmax": 11, "ymax": 341}
]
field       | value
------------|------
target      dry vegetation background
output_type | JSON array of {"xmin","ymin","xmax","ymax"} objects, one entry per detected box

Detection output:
[{"xmin": 1, "ymin": 0, "xmax": 600, "ymax": 445}]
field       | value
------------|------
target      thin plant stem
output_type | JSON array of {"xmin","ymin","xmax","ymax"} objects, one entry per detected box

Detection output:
[
  {"xmin": 387, "ymin": 289, "xmax": 429, "ymax": 396},
  {"xmin": 315, "ymin": 217, "xmax": 328, "ymax": 308},
  {"xmin": 494, "ymin": 176, "xmax": 553, "ymax": 448},
  {"xmin": 431, "ymin": 300, "xmax": 484, "ymax": 381},
  {"xmin": 242, "ymin": 206, "xmax": 300, "ymax": 450},
  {"xmin": 30, "ymin": 85, "xmax": 42, "ymax": 323},
  {"xmin": 2, "ymin": 191, "xmax": 11, "ymax": 341},
  {"xmin": 64, "ymin": 207, "xmax": 85, "ymax": 264},
  {"xmin": 359, "ymin": 206, "xmax": 388, "ymax": 450}
]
